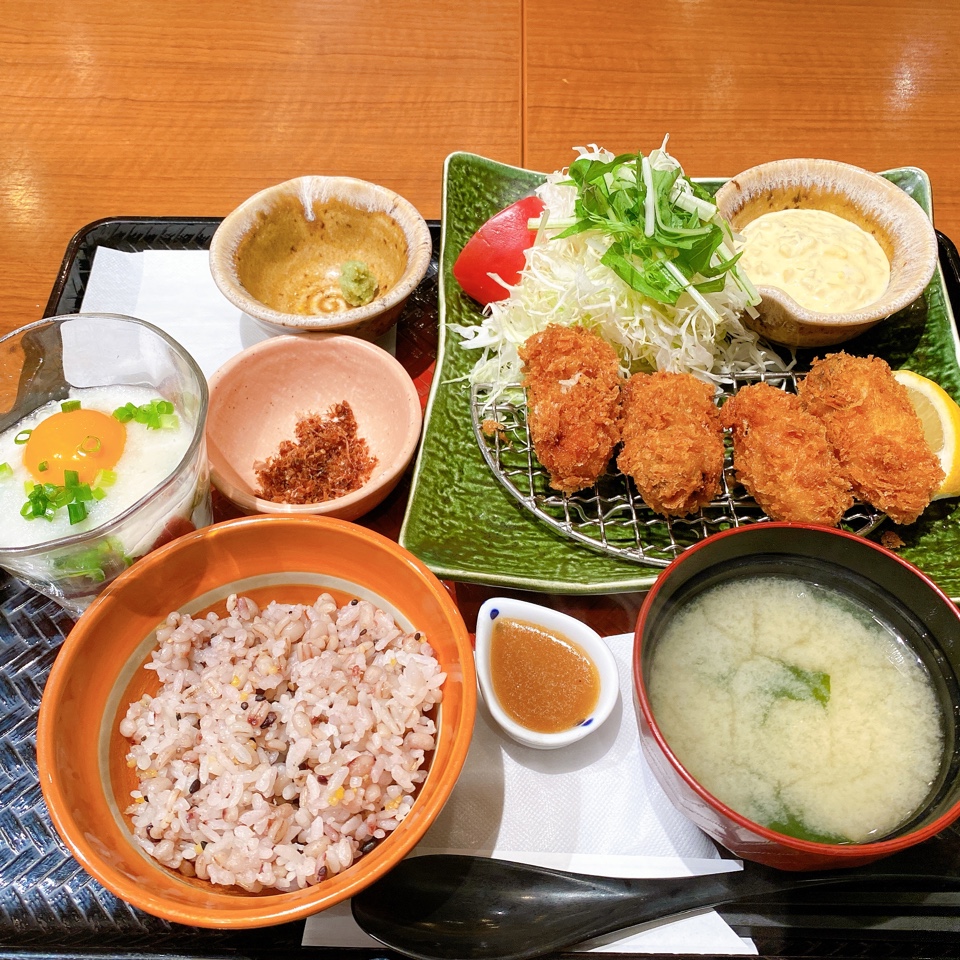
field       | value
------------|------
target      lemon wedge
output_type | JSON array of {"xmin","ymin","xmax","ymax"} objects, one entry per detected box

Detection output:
[{"xmin": 892, "ymin": 369, "xmax": 960, "ymax": 498}]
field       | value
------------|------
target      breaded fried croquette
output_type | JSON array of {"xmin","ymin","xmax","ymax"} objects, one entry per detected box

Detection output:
[
  {"xmin": 797, "ymin": 352, "xmax": 944, "ymax": 525},
  {"xmin": 616, "ymin": 371, "xmax": 724, "ymax": 517},
  {"xmin": 519, "ymin": 324, "xmax": 621, "ymax": 493},
  {"xmin": 721, "ymin": 382, "xmax": 854, "ymax": 526}
]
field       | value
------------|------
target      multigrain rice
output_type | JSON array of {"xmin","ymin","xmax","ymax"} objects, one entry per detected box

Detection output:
[{"xmin": 120, "ymin": 592, "xmax": 445, "ymax": 892}]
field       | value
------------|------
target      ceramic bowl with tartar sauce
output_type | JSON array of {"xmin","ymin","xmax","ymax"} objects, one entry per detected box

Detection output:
[
  {"xmin": 714, "ymin": 158, "xmax": 937, "ymax": 348},
  {"xmin": 474, "ymin": 597, "xmax": 619, "ymax": 749}
]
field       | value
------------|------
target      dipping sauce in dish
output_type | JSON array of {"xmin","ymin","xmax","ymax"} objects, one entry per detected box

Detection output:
[
  {"xmin": 648, "ymin": 576, "xmax": 943, "ymax": 844},
  {"xmin": 739, "ymin": 208, "xmax": 890, "ymax": 314},
  {"xmin": 234, "ymin": 194, "xmax": 408, "ymax": 316},
  {"xmin": 490, "ymin": 617, "xmax": 600, "ymax": 733}
]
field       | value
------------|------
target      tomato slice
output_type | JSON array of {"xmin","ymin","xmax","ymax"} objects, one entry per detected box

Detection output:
[{"xmin": 453, "ymin": 195, "xmax": 545, "ymax": 305}]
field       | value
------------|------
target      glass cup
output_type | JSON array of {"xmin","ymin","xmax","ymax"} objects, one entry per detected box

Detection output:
[{"xmin": 0, "ymin": 313, "xmax": 211, "ymax": 617}]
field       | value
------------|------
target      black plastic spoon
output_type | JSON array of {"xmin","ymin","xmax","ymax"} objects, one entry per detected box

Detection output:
[{"xmin": 351, "ymin": 845, "xmax": 960, "ymax": 960}]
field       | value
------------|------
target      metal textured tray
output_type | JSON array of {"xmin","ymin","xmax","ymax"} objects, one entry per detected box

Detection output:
[
  {"xmin": 2, "ymin": 218, "xmax": 960, "ymax": 958},
  {"xmin": 471, "ymin": 372, "xmax": 883, "ymax": 567}
]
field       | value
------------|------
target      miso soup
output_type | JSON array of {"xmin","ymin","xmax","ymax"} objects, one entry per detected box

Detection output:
[{"xmin": 648, "ymin": 576, "xmax": 943, "ymax": 843}]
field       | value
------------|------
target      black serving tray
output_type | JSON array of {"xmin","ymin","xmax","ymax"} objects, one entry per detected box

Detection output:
[{"xmin": 1, "ymin": 218, "xmax": 960, "ymax": 957}]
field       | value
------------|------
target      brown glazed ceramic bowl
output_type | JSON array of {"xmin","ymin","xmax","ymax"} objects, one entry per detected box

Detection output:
[
  {"xmin": 715, "ymin": 158, "xmax": 937, "ymax": 347},
  {"xmin": 209, "ymin": 176, "xmax": 433, "ymax": 339},
  {"xmin": 205, "ymin": 334, "xmax": 422, "ymax": 521},
  {"xmin": 634, "ymin": 523, "xmax": 960, "ymax": 871},
  {"xmin": 37, "ymin": 515, "xmax": 476, "ymax": 927}
]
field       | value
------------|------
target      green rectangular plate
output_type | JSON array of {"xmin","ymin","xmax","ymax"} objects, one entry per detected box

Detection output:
[{"xmin": 399, "ymin": 151, "xmax": 960, "ymax": 597}]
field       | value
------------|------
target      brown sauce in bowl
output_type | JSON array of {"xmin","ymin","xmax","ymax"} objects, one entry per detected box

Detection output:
[
  {"xmin": 235, "ymin": 195, "xmax": 408, "ymax": 316},
  {"xmin": 490, "ymin": 618, "xmax": 600, "ymax": 733}
]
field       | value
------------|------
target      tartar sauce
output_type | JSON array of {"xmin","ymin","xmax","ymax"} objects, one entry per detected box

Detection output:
[{"xmin": 739, "ymin": 208, "xmax": 890, "ymax": 314}]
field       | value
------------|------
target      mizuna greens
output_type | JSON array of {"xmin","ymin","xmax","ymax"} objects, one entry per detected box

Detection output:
[
  {"xmin": 455, "ymin": 141, "xmax": 790, "ymax": 390},
  {"xmin": 554, "ymin": 148, "xmax": 754, "ymax": 310}
]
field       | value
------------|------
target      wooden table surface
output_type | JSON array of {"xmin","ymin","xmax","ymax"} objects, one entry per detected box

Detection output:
[
  {"xmin": 2, "ymin": 0, "xmax": 960, "ymax": 635},
  {"xmin": 3, "ymin": 0, "xmax": 958, "ymax": 336}
]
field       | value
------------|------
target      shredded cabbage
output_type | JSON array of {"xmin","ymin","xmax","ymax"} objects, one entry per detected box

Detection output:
[{"xmin": 452, "ymin": 143, "xmax": 791, "ymax": 390}]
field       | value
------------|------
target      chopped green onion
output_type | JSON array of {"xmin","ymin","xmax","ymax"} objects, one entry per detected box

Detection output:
[
  {"xmin": 158, "ymin": 413, "xmax": 180, "ymax": 431},
  {"xmin": 60, "ymin": 562, "xmax": 106, "ymax": 583},
  {"xmin": 38, "ymin": 460, "xmax": 48, "ymax": 472},
  {"xmin": 77, "ymin": 435, "xmax": 101, "ymax": 455},
  {"xmin": 93, "ymin": 469, "xmax": 117, "ymax": 488},
  {"xmin": 112, "ymin": 398, "xmax": 178, "ymax": 429},
  {"xmin": 14, "ymin": 430, "xmax": 31, "ymax": 445},
  {"xmin": 17, "ymin": 467, "xmax": 113, "ymax": 524},
  {"xmin": 61, "ymin": 400, "xmax": 81, "ymax": 413},
  {"xmin": 54, "ymin": 537, "xmax": 131, "ymax": 582},
  {"xmin": 139, "ymin": 403, "xmax": 160, "ymax": 429},
  {"xmin": 0, "ymin": 462, "xmax": 12, "ymax": 480}
]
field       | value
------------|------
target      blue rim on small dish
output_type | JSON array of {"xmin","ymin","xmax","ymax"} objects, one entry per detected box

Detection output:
[{"xmin": 474, "ymin": 596, "xmax": 619, "ymax": 749}]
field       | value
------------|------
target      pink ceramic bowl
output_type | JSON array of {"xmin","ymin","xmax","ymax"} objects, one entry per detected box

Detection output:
[
  {"xmin": 634, "ymin": 523, "xmax": 960, "ymax": 872},
  {"xmin": 206, "ymin": 334, "xmax": 422, "ymax": 521}
]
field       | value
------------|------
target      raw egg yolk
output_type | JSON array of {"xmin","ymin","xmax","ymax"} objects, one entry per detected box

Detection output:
[{"xmin": 24, "ymin": 409, "xmax": 126, "ymax": 485}]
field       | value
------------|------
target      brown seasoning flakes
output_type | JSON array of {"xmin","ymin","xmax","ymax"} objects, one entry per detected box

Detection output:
[{"xmin": 254, "ymin": 401, "xmax": 377, "ymax": 504}]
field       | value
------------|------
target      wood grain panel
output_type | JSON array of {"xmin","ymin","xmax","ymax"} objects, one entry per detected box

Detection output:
[
  {"xmin": 523, "ymin": 0, "xmax": 960, "ymax": 242},
  {"xmin": 0, "ymin": 1, "xmax": 521, "ymax": 333}
]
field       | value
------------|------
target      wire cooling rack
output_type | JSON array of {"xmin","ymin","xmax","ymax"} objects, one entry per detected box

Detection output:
[{"xmin": 471, "ymin": 371, "xmax": 884, "ymax": 567}]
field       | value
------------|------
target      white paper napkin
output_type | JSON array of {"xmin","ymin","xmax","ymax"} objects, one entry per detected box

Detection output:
[
  {"xmin": 81, "ymin": 247, "xmax": 395, "ymax": 375},
  {"xmin": 80, "ymin": 248, "xmax": 756, "ymax": 955},
  {"xmin": 302, "ymin": 634, "xmax": 754, "ymax": 955}
]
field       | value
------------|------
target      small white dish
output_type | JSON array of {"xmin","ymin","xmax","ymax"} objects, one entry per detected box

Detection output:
[
  {"xmin": 474, "ymin": 597, "xmax": 619, "ymax": 749},
  {"xmin": 205, "ymin": 334, "xmax": 422, "ymax": 521}
]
